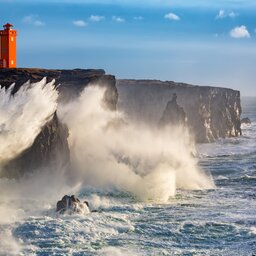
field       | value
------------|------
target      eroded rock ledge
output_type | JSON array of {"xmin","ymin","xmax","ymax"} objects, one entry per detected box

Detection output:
[{"xmin": 117, "ymin": 79, "xmax": 242, "ymax": 143}]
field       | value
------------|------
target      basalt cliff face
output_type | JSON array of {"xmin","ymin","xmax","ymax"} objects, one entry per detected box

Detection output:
[
  {"xmin": 117, "ymin": 79, "xmax": 241, "ymax": 143},
  {"xmin": 0, "ymin": 68, "xmax": 118, "ymax": 110},
  {"xmin": 0, "ymin": 68, "xmax": 118, "ymax": 178},
  {"xmin": 0, "ymin": 113, "xmax": 70, "ymax": 179}
]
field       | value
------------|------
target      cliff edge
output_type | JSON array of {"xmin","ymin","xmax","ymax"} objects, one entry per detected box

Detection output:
[{"xmin": 0, "ymin": 68, "xmax": 118, "ymax": 110}]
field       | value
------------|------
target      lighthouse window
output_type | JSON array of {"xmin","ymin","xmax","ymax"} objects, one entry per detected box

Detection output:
[
  {"xmin": 11, "ymin": 37, "xmax": 14, "ymax": 41},
  {"xmin": 11, "ymin": 60, "xmax": 14, "ymax": 65}
]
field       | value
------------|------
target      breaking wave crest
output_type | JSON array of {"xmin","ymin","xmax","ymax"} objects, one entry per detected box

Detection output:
[
  {"xmin": 59, "ymin": 85, "xmax": 214, "ymax": 202},
  {"xmin": 0, "ymin": 78, "xmax": 58, "ymax": 166}
]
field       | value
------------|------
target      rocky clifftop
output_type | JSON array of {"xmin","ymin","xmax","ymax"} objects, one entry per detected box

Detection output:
[{"xmin": 117, "ymin": 79, "xmax": 241, "ymax": 143}]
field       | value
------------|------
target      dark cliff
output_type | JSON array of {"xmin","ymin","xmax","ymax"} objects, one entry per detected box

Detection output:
[
  {"xmin": 117, "ymin": 79, "xmax": 241, "ymax": 143},
  {"xmin": 0, "ymin": 68, "xmax": 118, "ymax": 178},
  {"xmin": 0, "ymin": 113, "xmax": 70, "ymax": 179},
  {"xmin": 0, "ymin": 68, "xmax": 118, "ymax": 110}
]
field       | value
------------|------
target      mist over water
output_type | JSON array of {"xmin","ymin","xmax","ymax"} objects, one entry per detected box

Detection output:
[
  {"xmin": 0, "ymin": 79, "xmax": 61, "ymax": 254},
  {"xmin": 59, "ymin": 85, "xmax": 214, "ymax": 202},
  {"xmin": 0, "ymin": 80, "xmax": 219, "ymax": 255}
]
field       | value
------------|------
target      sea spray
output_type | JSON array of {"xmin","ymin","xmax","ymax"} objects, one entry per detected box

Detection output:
[
  {"xmin": 59, "ymin": 85, "xmax": 214, "ymax": 202},
  {"xmin": 0, "ymin": 78, "xmax": 58, "ymax": 166},
  {"xmin": 0, "ymin": 79, "xmax": 67, "ymax": 254}
]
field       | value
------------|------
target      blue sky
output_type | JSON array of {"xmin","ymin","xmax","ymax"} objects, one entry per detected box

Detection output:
[{"xmin": 0, "ymin": 0, "xmax": 255, "ymax": 96}]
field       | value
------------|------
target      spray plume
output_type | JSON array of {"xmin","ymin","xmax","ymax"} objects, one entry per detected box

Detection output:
[
  {"xmin": 0, "ymin": 78, "xmax": 58, "ymax": 166},
  {"xmin": 59, "ymin": 85, "xmax": 214, "ymax": 202}
]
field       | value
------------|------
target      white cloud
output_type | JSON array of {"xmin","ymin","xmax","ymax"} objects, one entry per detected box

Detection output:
[
  {"xmin": 228, "ymin": 11, "xmax": 239, "ymax": 18},
  {"xmin": 216, "ymin": 9, "xmax": 239, "ymax": 19},
  {"xmin": 230, "ymin": 25, "xmax": 250, "ymax": 38},
  {"xmin": 22, "ymin": 15, "xmax": 45, "ymax": 26},
  {"xmin": 89, "ymin": 15, "xmax": 105, "ymax": 22},
  {"xmin": 73, "ymin": 20, "xmax": 87, "ymax": 27},
  {"xmin": 133, "ymin": 16, "xmax": 144, "ymax": 20},
  {"xmin": 33, "ymin": 20, "xmax": 45, "ymax": 26},
  {"xmin": 22, "ymin": 15, "xmax": 34, "ymax": 23},
  {"xmin": 112, "ymin": 16, "xmax": 125, "ymax": 22},
  {"xmin": 216, "ymin": 9, "xmax": 225, "ymax": 19},
  {"xmin": 164, "ymin": 12, "xmax": 180, "ymax": 21}
]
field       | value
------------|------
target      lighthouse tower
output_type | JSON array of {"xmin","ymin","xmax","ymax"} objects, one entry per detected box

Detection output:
[{"xmin": 0, "ymin": 23, "xmax": 17, "ymax": 68}]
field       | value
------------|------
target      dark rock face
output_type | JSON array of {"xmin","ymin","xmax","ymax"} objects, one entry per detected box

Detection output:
[
  {"xmin": 0, "ymin": 113, "xmax": 70, "ymax": 179},
  {"xmin": 0, "ymin": 68, "xmax": 118, "ymax": 178},
  {"xmin": 241, "ymin": 117, "xmax": 251, "ymax": 124},
  {"xmin": 0, "ymin": 68, "xmax": 118, "ymax": 110},
  {"xmin": 56, "ymin": 195, "xmax": 90, "ymax": 215},
  {"xmin": 159, "ymin": 93, "xmax": 187, "ymax": 127},
  {"xmin": 117, "ymin": 79, "xmax": 242, "ymax": 143}
]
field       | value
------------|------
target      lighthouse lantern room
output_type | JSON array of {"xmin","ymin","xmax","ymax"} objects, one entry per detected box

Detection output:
[{"xmin": 0, "ymin": 23, "xmax": 17, "ymax": 68}]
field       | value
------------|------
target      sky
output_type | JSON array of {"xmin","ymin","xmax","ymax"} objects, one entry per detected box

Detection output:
[{"xmin": 0, "ymin": 0, "xmax": 255, "ymax": 96}]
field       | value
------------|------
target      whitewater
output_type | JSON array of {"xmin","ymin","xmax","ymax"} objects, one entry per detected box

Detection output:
[{"xmin": 0, "ymin": 80, "xmax": 255, "ymax": 255}]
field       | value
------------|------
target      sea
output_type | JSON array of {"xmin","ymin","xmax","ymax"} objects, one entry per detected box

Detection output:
[{"xmin": 0, "ymin": 93, "xmax": 255, "ymax": 256}]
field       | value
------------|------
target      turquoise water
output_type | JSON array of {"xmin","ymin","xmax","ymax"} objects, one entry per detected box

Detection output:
[{"xmin": 0, "ymin": 97, "xmax": 255, "ymax": 256}]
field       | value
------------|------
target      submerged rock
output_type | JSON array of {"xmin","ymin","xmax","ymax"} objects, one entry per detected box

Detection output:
[
  {"xmin": 241, "ymin": 117, "xmax": 251, "ymax": 124},
  {"xmin": 56, "ymin": 195, "xmax": 90, "ymax": 215}
]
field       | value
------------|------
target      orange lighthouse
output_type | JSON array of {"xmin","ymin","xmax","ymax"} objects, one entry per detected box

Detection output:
[{"xmin": 0, "ymin": 23, "xmax": 17, "ymax": 68}]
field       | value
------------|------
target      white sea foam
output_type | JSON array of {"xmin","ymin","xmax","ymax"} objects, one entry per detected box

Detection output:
[
  {"xmin": 98, "ymin": 247, "xmax": 136, "ymax": 256},
  {"xmin": 0, "ymin": 229, "xmax": 23, "ymax": 256},
  {"xmin": 249, "ymin": 226, "xmax": 256, "ymax": 234},
  {"xmin": 59, "ymin": 85, "xmax": 214, "ymax": 202},
  {"xmin": 0, "ymin": 78, "xmax": 58, "ymax": 165}
]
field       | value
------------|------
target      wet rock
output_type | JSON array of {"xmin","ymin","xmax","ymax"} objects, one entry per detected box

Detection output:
[
  {"xmin": 56, "ymin": 195, "xmax": 90, "ymax": 215},
  {"xmin": 0, "ymin": 68, "xmax": 118, "ymax": 111},
  {"xmin": 0, "ymin": 112, "xmax": 70, "ymax": 179},
  {"xmin": 241, "ymin": 117, "xmax": 251, "ymax": 124}
]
